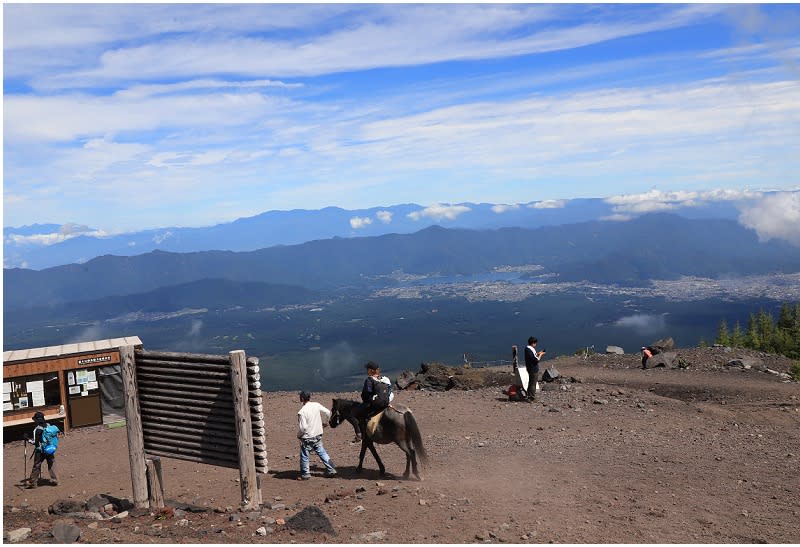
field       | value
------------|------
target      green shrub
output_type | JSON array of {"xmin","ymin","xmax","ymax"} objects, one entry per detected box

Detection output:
[{"xmin": 790, "ymin": 361, "xmax": 800, "ymax": 382}]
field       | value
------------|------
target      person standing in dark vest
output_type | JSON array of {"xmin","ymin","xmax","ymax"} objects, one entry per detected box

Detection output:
[
  {"xmin": 524, "ymin": 337, "xmax": 546, "ymax": 402},
  {"xmin": 25, "ymin": 411, "xmax": 58, "ymax": 488}
]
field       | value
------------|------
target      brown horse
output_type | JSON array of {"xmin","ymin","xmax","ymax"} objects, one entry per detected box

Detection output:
[{"xmin": 329, "ymin": 398, "xmax": 428, "ymax": 480}]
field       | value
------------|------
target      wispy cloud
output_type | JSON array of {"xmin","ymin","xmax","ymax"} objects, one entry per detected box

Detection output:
[
  {"xmin": 3, "ymin": 4, "xmax": 798, "ymax": 231},
  {"xmin": 492, "ymin": 204, "xmax": 520, "ymax": 214}
]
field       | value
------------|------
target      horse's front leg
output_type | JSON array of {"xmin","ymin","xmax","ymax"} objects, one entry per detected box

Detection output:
[
  {"xmin": 357, "ymin": 438, "xmax": 368, "ymax": 473},
  {"xmin": 366, "ymin": 442, "xmax": 385, "ymax": 476},
  {"xmin": 347, "ymin": 416, "xmax": 362, "ymax": 442}
]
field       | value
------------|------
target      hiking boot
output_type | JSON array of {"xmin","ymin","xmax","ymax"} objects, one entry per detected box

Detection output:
[
  {"xmin": 49, "ymin": 480, "xmax": 59, "ymax": 486},
  {"xmin": 297, "ymin": 474, "xmax": 311, "ymax": 481},
  {"xmin": 324, "ymin": 470, "xmax": 337, "ymax": 478}
]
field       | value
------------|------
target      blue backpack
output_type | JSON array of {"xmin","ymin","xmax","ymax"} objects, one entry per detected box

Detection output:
[{"xmin": 40, "ymin": 424, "xmax": 61, "ymax": 455}]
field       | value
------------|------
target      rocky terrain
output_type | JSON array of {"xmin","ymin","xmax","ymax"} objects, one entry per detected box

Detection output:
[{"xmin": 3, "ymin": 346, "xmax": 799, "ymax": 543}]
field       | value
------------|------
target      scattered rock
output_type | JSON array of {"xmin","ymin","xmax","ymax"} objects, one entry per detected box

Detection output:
[
  {"xmin": 606, "ymin": 346, "xmax": 625, "ymax": 355},
  {"xmin": 49, "ymin": 499, "xmax": 86, "ymax": 515},
  {"xmin": 4, "ymin": 528, "xmax": 32, "ymax": 543},
  {"xmin": 358, "ymin": 530, "xmax": 387, "ymax": 541},
  {"xmin": 52, "ymin": 521, "xmax": 81, "ymax": 544},
  {"xmin": 285, "ymin": 506, "xmax": 335, "ymax": 534}
]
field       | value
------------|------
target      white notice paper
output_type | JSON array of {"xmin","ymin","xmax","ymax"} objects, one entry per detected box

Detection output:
[
  {"xmin": 31, "ymin": 392, "xmax": 46, "ymax": 406},
  {"xmin": 26, "ymin": 380, "xmax": 44, "ymax": 393},
  {"xmin": 69, "ymin": 386, "xmax": 81, "ymax": 395},
  {"xmin": 3, "ymin": 382, "xmax": 10, "ymax": 394},
  {"xmin": 67, "ymin": 372, "xmax": 75, "ymax": 385},
  {"xmin": 86, "ymin": 381, "xmax": 99, "ymax": 390},
  {"xmin": 87, "ymin": 370, "xmax": 97, "ymax": 382},
  {"xmin": 3, "ymin": 402, "xmax": 12, "ymax": 411},
  {"xmin": 2, "ymin": 392, "xmax": 10, "ymax": 402}
]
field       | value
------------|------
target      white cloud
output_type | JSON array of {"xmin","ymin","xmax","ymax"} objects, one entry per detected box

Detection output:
[
  {"xmin": 5, "ymin": 224, "xmax": 106, "ymax": 246},
  {"xmin": 738, "ymin": 191, "xmax": 800, "ymax": 246},
  {"xmin": 605, "ymin": 188, "xmax": 763, "ymax": 215},
  {"xmin": 350, "ymin": 216, "xmax": 373, "ymax": 229},
  {"xmin": 375, "ymin": 211, "xmax": 393, "ymax": 224},
  {"xmin": 614, "ymin": 313, "xmax": 666, "ymax": 334},
  {"xmin": 492, "ymin": 204, "xmax": 520, "ymax": 213},
  {"xmin": 529, "ymin": 200, "xmax": 567, "ymax": 210},
  {"xmin": 408, "ymin": 204, "xmax": 471, "ymax": 222}
]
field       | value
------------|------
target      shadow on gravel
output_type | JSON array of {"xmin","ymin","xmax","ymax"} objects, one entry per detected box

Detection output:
[{"xmin": 268, "ymin": 466, "xmax": 398, "ymax": 481}]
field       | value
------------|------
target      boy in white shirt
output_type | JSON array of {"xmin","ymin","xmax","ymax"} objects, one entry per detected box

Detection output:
[{"xmin": 296, "ymin": 390, "xmax": 337, "ymax": 480}]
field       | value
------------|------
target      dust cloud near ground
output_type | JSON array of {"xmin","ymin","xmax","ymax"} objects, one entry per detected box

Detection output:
[{"xmin": 3, "ymin": 347, "xmax": 799, "ymax": 543}]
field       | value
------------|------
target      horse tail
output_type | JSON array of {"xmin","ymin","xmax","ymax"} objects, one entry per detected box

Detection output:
[{"xmin": 404, "ymin": 410, "xmax": 428, "ymax": 466}]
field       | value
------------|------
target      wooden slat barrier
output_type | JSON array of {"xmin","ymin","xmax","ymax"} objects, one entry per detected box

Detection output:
[{"xmin": 121, "ymin": 347, "xmax": 267, "ymax": 509}]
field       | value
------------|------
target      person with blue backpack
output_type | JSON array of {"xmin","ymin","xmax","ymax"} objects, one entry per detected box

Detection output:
[{"xmin": 25, "ymin": 411, "xmax": 60, "ymax": 488}]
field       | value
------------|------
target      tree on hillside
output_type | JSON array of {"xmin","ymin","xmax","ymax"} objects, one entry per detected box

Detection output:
[
  {"xmin": 716, "ymin": 319, "xmax": 730, "ymax": 346},
  {"xmin": 716, "ymin": 302, "xmax": 800, "ymax": 359}
]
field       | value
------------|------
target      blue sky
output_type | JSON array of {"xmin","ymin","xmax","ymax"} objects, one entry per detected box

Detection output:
[{"xmin": 3, "ymin": 3, "xmax": 800, "ymax": 236}]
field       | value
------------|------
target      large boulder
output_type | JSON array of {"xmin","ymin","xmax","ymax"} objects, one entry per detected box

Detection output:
[
  {"xmin": 605, "ymin": 346, "xmax": 624, "ymax": 355},
  {"xmin": 646, "ymin": 351, "xmax": 678, "ymax": 368},
  {"xmin": 395, "ymin": 370, "xmax": 417, "ymax": 390},
  {"xmin": 650, "ymin": 337, "xmax": 675, "ymax": 353},
  {"xmin": 395, "ymin": 362, "xmax": 514, "ymax": 392}
]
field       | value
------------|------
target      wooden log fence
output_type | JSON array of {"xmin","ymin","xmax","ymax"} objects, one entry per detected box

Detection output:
[{"xmin": 121, "ymin": 346, "xmax": 266, "ymax": 509}]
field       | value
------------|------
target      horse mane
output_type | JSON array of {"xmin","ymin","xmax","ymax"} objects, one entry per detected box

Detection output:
[{"xmin": 332, "ymin": 398, "xmax": 360, "ymax": 412}]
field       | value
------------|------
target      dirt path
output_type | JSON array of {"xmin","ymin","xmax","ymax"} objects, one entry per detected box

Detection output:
[{"xmin": 4, "ymin": 354, "xmax": 799, "ymax": 543}]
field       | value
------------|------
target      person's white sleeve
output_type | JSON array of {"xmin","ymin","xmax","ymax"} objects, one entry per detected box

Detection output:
[
  {"xmin": 319, "ymin": 404, "xmax": 331, "ymax": 421},
  {"xmin": 297, "ymin": 413, "xmax": 306, "ymax": 438}
]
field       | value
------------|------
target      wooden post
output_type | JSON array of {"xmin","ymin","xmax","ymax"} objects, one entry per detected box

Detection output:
[
  {"xmin": 146, "ymin": 456, "xmax": 165, "ymax": 509},
  {"xmin": 121, "ymin": 345, "xmax": 149, "ymax": 508},
  {"xmin": 57, "ymin": 370, "xmax": 70, "ymax": 432},
  {"xmin": 230, "ymin": 350, "xmax": 260, "ymax": 509}
]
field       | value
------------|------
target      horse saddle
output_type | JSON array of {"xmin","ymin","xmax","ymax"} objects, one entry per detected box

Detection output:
[{"xmin": 366, "ymin": 410, "xmax": 384, "ymax": 437}]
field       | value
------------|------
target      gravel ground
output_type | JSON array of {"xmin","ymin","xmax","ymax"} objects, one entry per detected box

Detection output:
[{"xmin": 3, "ymin": 347, "xmax": 799, "ymax": 543}]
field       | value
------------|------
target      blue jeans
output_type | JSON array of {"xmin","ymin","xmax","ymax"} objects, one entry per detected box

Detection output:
[{"xmin": 299, "ymin": 435, "xmax": 335, "ymax": 476}]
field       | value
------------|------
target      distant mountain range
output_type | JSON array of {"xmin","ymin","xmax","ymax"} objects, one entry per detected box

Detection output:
[
  {"xmin": 3, "ymin": 198, "xmax": 746, "ymax": 270},
  {"xmin": 5, "ymin": 214, "xmax": 799, "ymax": 312}
]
